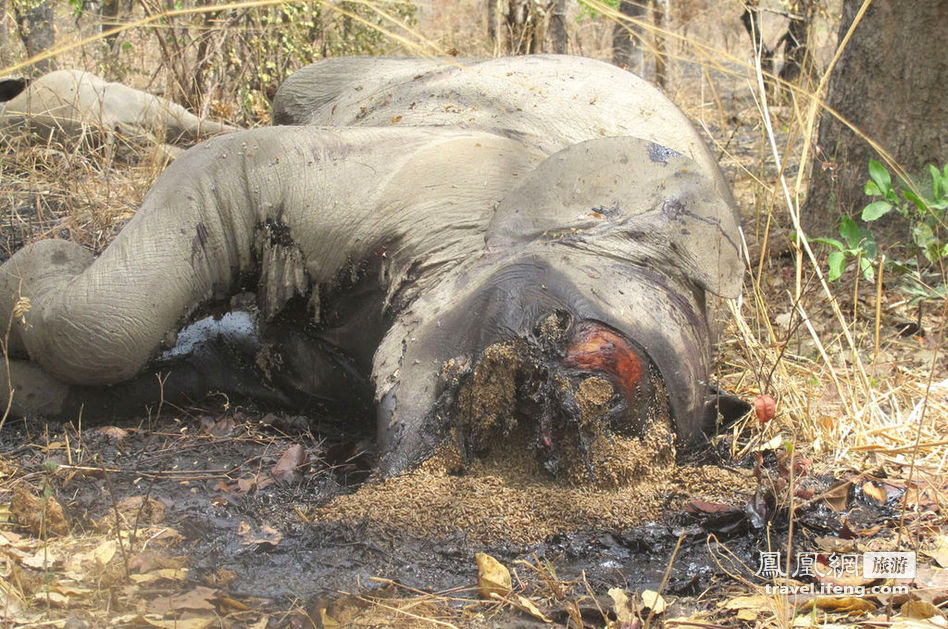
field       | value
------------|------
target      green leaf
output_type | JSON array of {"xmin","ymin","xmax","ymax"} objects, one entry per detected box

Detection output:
[
  {"xmin": 902, "ymin": 189, "xmax": 928, "ymax": 214},
  {"xmin": 839, "ymin": 216, "xmax": 861, "ymax": 247},
  {"xmin": 862, "ymin": 200, "xmax": 893, "ymax": 221},
  {"xmin": 930, "ymin": 164, "xmax": 944, "ymax": 199},
  {"xmin": 827, "ymin": 251, "xmax": 846, "ymax": 281},
  {"xmin": 121, "ymin": 41, "xmax": 133, "ymax": 53},
  {"xmin": 813, "ymin": 237, "xmax": 845, "ymax": 251},
  {"xmin": 868, "ymin": 159, "xmax": 892, "ymax": 193},
  {"xmin": 859, "ymin": 256, "xmax": 876, "ymax": 282},
  {"xmin": 864, "ymin": 180, "xmax": 882, "ymax": 197}
]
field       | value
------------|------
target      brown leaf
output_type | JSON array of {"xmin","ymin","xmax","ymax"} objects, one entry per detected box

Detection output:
[
  {"xmin": 96, "ymin": 426, "xmax": 129, "ymax": 440},
  {"xmin": 900, "ymin": 600, "xmax": 942, "ymax": 619},
  {"xmin": 476, "ymin": 553, "xmax": 511, "ymax": 599},
  {"xmin": 800, "ymin": 596, "xmax": 876, "ymax": 614},
  {"xmin": 238, "ymin": 522, "xmax": 282, "ymax": 548},
  {"xmin": 147, "ymin": 585, "xmax": 218, "ymax": 614},
  {"xmin": 911, "ymin": 566, "xmax": 948, "ymax": 605},
  {"xmin": 272, "ymin": 444, "xmax": 307, "ymax": 484},
  {"xmin": 684, "ymin": 499, "xmax": 739, "ymax": 515},
  {"xmin": 862, "ymin": 481, "xmax": 887, "ymax": 505},
  {"xmin": 11, "ymin": 485, "xmax": 68, "ymax": 537},
  {"xmin": 822, "ymin": 482, "xmax": 851, "ymax": 512}
]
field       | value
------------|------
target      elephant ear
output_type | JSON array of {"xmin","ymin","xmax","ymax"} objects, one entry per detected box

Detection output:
[{"xmin": 487, "ymin": 136, "xmax": 744, "ymax": 299}]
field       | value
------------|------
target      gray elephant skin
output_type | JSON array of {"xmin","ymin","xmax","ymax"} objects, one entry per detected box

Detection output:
[
  {"xmin": 0, "ymin": 55, "xmax": 744, "ymax": 476},
  {"xmin": 0, "ymin": 69, "xmax": 235, "ymax": 148}
]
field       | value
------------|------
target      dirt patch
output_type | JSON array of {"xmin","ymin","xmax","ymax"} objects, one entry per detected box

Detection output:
[{"xmin": 313, "ymin": 419, "xmax": 748, "ymax": 545}]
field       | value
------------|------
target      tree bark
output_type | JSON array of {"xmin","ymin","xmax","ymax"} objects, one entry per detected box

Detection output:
[
  {"xmin": 487, "ymin": 0, "xmax": 500, "ymax": 45},
  {"xmin": 803, "ymin": 0, "xmax": 948, "ymax": 238},
  {"xmin": 0, "ymin": 0, "xmax": 9, "ymax": 66},
  {"xmin": 549, "ymin": 0, "xmax": 568, "ymax": 53},
  {"xmin": 653, "ymin": 0, "xmax": 667, "ymax": 88},
  {"xmin": 778, "ymin": 0, "xmax": 816, "ymax": 86},
  {"xmin": 14, "ymin": 0, "xmax": 55, "ymax": 72},
  {"xmin": 505, "ymin": 0, "xmax": 545, "ymax": 54},
  {"xmin": 613, "ymin": 1, "xmax": 646, "ymax": 71}
]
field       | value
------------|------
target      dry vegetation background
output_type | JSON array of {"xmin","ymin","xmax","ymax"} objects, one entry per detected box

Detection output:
[{"xmin": 0, "ymin": 0, "xmax": 946, "ymax": 626}]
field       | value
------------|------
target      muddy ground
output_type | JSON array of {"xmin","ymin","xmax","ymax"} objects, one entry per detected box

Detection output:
[{"xmin": 3, "ymin": 393, "xmax": 936, "ymax": 628}]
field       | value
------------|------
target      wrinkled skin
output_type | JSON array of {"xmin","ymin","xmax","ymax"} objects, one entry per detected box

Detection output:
[
  {"xmin": 0, "ymin": 56, "xmax": 744, "ymax": 476},
  {"xmin": 0, "ymin": 70, "xmax": 235, "ymax": 149}
]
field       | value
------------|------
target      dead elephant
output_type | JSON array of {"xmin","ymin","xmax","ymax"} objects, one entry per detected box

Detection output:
[
  {"xmin": 0, "ymin": 70, "xmax": 235, "ymax": 152},
  {"xmin": 0, "ymin": 55, "xmax": 745, "ymax": 476}
]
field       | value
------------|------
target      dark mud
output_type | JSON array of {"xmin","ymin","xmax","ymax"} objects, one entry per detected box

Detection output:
[{"xmin": 0, "ymin": 404, "xmax": 783, "ymax": 601}]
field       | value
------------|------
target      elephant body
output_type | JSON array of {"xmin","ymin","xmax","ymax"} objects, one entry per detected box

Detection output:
[
  {"xmin": 0, "ymin": 56, "xmax": 744, "ymax": 475},
  {"xmin": 0, "ymin": 70, "xmax": 235, "ymax": 147}
]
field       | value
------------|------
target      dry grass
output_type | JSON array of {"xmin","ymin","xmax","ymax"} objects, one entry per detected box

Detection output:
[{"xmin": 1, "ymin": 0, "xmax": 945, "ymax": 626}]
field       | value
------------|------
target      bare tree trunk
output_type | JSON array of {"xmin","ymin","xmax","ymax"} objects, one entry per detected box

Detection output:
[
  {"xmin": 14, "ymin": 0, "xmax": 55, "ymax": 73},
  {"xmin": 549, "ymin": 0, "xmax": 568, "ymax": 53},
  {"xmin": 778, "ymin": 0, "xmax": 816, "ymax": 86},
  {"xmin": 740, "ymin": 0, "xmax": 774, "ymax": 82},
  {"xmin": 504, "ymin": 0, "xmax": 544, "ymax": 54},
  {"xmin": 653, "ymin": 0, "xmax": 667, "ymax": 88},
  {"xmin": 0, "ymin": 0, "xmax": 9, "ymax": 67},
  {"xmin": 487, "ymin": 0, "xmax": 500, "ymax": 46},
  {"xmin": 100, "ymin": 0, "xmax": 121, "ymax": 50},
  {"xmin": 613, "ymin": 1, "xmax": 646, "ymax": 71},
  {"xmin": 804, "ymin": 0, "xmax": 948, "ymax": 239}
]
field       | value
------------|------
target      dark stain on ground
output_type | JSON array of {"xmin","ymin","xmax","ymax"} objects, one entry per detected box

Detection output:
[
  {"xmin": 3, "ymin": 409, "xmax": 800, "ymax": 600},
  {"xmin": 0, "ymin": 399, "xmax": 884, "ymax": 621}
]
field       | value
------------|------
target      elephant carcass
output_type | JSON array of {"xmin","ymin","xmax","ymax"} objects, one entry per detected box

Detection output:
[
  {"xmin": 0, "ymin": 70, "xmax": 236, "ymax": 150},
  {"xmin": 271, "ymin": 55, "xmax": 734, "ymax": 196},
  {"xmin": 0, "ymin": 56, "xmax": 744, "ymax": 476}
]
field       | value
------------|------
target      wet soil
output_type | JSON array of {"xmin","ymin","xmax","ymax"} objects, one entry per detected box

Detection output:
[{"xmin": 0, "ymin": 399, "xmax": 785, "ymax": 618}]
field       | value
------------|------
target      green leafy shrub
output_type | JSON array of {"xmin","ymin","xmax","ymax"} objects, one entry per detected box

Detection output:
[{"xmin": 817, "ymin": 160, "xmax": 948, "ymax": 306}]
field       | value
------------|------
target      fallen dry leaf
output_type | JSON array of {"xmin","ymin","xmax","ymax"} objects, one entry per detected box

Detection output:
[
  {"xmin": 901, "ymin": 600, "xmax": 942, "ymax": 619},
  {"xmin": 272, "ymin": 444, "xmax": 307, "ymax": 484},
  {"xmin": 923, "ymin": 537, "xmax": 948, "ymax": 569},
  {"xmin": 911, "ymin": 566, "xmax": 948, "ymax": 605},
  {"xmin": 11, "ymin": 485, "xmax": 68, "ymax": 536},
  {"xmin": 237, "ymin": 522, "xmax": 282, "ymax": 548},
  {"xmin": 476, "ymin": 552, "xmax": 511, "ymax": 599},
  {"xmin": 862, "ymin": 481, "xmax": 887, "ymax": 505},
  {"xmin": 889, "ymin": 620, "xmax": 948, "ymax": 629},
  {"xmin": 92, "ymin": 539, "xmax": 117, "ymax": 567},
  {"xmin": 140, "ymin": 615, "xmax": 216, "ymax": 629},
  {"xmin": 96, "ymin": 426, "xmax": 129, "ymax": 440},
  {"xmin": 609, "ymin": 588, "xmax": 634, "ymax": 623},
  {"xmin": 822, "ymin": 483, "xmax": 851, "ymax": 512},
  {"xmin": 130, "ymin": 568, "xmax": 188, "ymax": 584},
  {"xmin": 513, "ymin": 594, "xmax": 552, "ymax": 623},
  {"xmin": 147, "ymin": 585, "xmax": 218, "ymax": 614},
  {"xmin": 641, "ymin": 590, "xmax": 667, "ymax": 614},
  {"xmin": 32, "ymin": 590, "xmax": 70, "ymax": 607},
  {"xmin": 737, "ymin": 608, "xmax": 759, "ymax": 621},
  {"xmin": 799, "ymin": 596, "xmax": 876, "ymax": 614}
]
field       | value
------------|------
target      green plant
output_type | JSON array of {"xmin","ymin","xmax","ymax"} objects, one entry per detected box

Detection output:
[
  {"xmin": 817, "ymin": 160, "xmax": 948, "ymax": 306},
  {"xmin": 577, "ymin": 0, "xmax": 621, "ymax": 22},
  {"xmin": 814, "ymin": 215, "xmax": 877, "ymax": 282},
  {"xmin": 862, "ymin": 160, "xmax": 948, "ymax": 266}
]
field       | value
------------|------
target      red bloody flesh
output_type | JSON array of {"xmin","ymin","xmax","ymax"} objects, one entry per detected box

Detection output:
[{"xmin": 561, "ymin": 321, "xmax": 645, "ymax": 401}]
